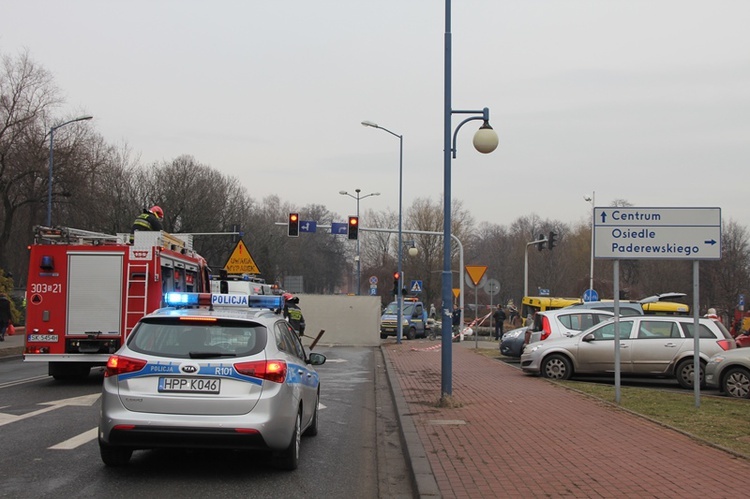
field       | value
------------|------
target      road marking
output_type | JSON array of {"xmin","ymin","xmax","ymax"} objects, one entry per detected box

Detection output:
[
  {"xmin": 49, "ymin": 427, "xmax": 98, "ymax": 450},
  {"xmin": 0, "ymin": 375, "xmax": 49, "ymax": 389},
  {"xmin": 0, "ymin": 393, "xmax": 101, "ymax": 427}
]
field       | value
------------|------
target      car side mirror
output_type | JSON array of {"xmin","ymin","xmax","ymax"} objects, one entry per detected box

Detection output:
[
  {"xmin": 582, "ymin": 333, "xmax": 596, "ymax": 342},
  {"xmin": 308, "ymin": 352, "xmax": 326, "ymax": 366}
]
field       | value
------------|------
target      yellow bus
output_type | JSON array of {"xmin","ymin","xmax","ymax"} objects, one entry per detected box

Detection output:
[
  {"xmin": 521, "ymin": 296, "xmax": 581, "ymax": 325},
  {"xmin": 641, "ymin": 301, "xmax": 690, "ymax": 315}
]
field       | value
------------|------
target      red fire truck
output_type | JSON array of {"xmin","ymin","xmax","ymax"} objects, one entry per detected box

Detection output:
[{"xmin": 24, "ymin": 226, "xmax": 211, "ymax": 379}]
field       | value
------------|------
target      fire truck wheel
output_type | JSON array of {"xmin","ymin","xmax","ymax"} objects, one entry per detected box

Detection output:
[{"xmin": 99, "ymin": 440, "xmax": 133, "ymax": 467}]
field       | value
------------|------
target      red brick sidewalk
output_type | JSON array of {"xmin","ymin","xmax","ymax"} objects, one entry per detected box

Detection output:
[{"xmin": 382, "ymin": 340, "xmax": 750, "ymax": 498}]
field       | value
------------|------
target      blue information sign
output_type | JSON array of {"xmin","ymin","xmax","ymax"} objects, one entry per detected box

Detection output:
[
  {"xmin": 583, "ymin": 289, "xmax": 599, "ymax": 302},
  {"xmin": 299, "ymin": 221, "xmax": 317, "ymax": 233},
  {"xmin": 331, "ymin": 222, "xmax": 348, "ymax": 235}
]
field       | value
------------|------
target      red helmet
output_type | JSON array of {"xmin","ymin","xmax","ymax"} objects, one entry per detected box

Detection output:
[
  {"xmin": 283, "ymin": 293, "xmax": 294, "ymax": 301},
  {"xmin": 150, "ymin": 205, "xmax": 164, "ymax": 219}
]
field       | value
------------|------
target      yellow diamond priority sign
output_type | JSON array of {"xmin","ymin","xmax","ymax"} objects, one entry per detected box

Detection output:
[{"xmin": 223, "ymin": 240, "xmax": 260, "ymax": 274}]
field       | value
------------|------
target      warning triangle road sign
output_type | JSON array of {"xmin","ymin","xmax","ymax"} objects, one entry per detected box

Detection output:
[{"xmin": 223, "ymin": 240, "xmax": 261, "ymax": 274}]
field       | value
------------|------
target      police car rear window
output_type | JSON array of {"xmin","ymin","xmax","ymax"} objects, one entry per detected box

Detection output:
[{"xmin": 128, "ymin": 318, "xmax": 267, "ymax": 358}]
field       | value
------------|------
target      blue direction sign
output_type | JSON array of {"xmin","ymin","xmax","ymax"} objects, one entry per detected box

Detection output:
[
  {"xmin": 331, "ymin": 222, "xmax": 348, "ymax": 235},
  {"xmin": 299, "ymin": 221, "xmax": 317, "ymax": 233},
  {"xmin": 583, "ymin": 289, "xmax": 599, "ymax": 302},
  {"xmin": 593, "ymin": 207, "xmax": 721, "ymax": 260}
]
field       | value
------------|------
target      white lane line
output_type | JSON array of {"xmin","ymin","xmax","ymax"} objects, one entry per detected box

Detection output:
[
  {"xmin": 49, "ymin": 427, "xmax": 98, "ymax": 450},
  {"xmin": 0, "ymin": 375, "xmax": 50, "ymax": 389}
]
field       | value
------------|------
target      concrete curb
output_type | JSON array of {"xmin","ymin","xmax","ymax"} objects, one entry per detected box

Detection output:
[{"xmin": 380, "ymin": 345, "xmax": 441, "ymax": 498}]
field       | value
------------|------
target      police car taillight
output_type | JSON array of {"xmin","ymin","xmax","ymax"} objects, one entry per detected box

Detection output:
[
  {"xmin": 234, "ymin": 360, "xmax": 287, "ymax": 383},
  {"xmin": 105, "ymin": 355, "xmax": 147, "ymax": 377}
]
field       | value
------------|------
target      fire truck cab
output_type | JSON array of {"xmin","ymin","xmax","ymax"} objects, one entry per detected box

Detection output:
[{"xmin": 25, "ymin": 226, "xmax": 211, "ymax": 380}]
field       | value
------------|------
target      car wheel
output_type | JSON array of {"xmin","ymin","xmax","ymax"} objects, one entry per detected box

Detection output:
[
  {"xmin": 303, "ymin": 393, "xmax": 319, "ymax": 437},
  {"xmin": 676, "ymin": 359, "xmax": 704, "ymax": 389},
  {"xmin": 541, "ymin": 354, "xmax": 572, "ymax": 380},
  {"xmin": 275, "ymin": 410, "xmax": 301, "ymax": 470},
  {"xmin": 99, "ymin": 439, "xmax": 132, "ymax": 467},
  {"xmin": 406, "ymin": 327, "xmax": 416, "ymax": 340},
  {"xmin": 722, "ymin": 366, "xmax": 750, "ymax": 399},
  {"xmin": 380, "ymin": 333, "xmax": 388, "ymax": 339}
]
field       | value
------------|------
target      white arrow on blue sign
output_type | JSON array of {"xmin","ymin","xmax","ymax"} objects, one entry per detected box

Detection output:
[{"xmin": 299, "ymin": 221, "xmax": 317, "ymax": 233}]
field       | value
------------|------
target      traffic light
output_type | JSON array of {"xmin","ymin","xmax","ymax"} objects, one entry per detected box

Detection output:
[
  {"xmin": 288, "ymin": 213, "xmax": 299, "ymax": 237},
  {"xmin": 537, "ymin": 234, "xmax": 545, "ymax": 251},
  {"xmin": 348, "ymin": 216, "xmax": 359, "ymax": 240},
  {"xmin": 548, "ymin": 231, "xmax": 558, "ymax": 250},
  {"xmin": 393, "ymin": 271, "xmax": 400, "ymax": 295}
]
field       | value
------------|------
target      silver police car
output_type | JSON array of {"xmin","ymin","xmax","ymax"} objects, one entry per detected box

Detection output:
[{"xmin": 98, "ymin": 292, "xmax": 325, "ymax": 470}]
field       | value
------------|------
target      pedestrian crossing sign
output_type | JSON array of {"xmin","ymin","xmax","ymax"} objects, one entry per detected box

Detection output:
[{"xmin": 410, "ymin": 280, "xmax": 423, "ymax": 293}]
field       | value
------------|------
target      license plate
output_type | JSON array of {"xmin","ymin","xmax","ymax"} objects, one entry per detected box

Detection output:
[
  {"xmin": 28, "ymin": 334, "xmax": 58, "ymax": 342},
  {"xmin": 158, "ymin": 377, "xmax": 221, "ymax": 393}
]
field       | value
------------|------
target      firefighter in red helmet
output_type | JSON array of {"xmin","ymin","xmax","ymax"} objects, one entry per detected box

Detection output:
[
  {"xmin": 283, "ymin": 293, "xmax": 306, "ymax": 336},
  {"xmin": 132, "ymin": 205, "xmax": 164, "ymax": 232}
]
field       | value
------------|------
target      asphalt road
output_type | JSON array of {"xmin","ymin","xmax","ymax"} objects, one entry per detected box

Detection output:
[{"xmin": 0, "ymin": 346, "xmax": 413, "ymax": 498}]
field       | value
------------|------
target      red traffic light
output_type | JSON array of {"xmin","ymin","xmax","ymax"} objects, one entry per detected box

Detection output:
[{"xmin": 393, "ymin": 271, "xmax": 400, "ymax": 280}]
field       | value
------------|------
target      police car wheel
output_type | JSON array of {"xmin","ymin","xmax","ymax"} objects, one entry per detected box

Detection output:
[
  {"xmin": 303, "ymin": 392, "xmax": 320, "ymax": 437},
  {"xmin": 380, "ymin": 333, "xmax": 388, "ymax": 339},
  {"xmin": 406, "ymin": 327, "xmax": 416, "ymax": 340},
  {"xmin": 275, "ymin": 409, "xmax": 301, "ymax": 470}
]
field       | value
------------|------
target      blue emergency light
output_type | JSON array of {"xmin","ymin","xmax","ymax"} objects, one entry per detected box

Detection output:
[
  {"xmin": 248, "ymin": 295, "xmax": 284, "ymax": 310},
  {"xmin": 164, "ymin": 292, "xmax": 201, "ymax": 306}
]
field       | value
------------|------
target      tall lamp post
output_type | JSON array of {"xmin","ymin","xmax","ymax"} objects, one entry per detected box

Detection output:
[
  {"xmin": 361, "ymin": 120, "xmax": 405, "ymax": 343},
  {"xmin": 441, "ymin": 0, "xmax": 499, "ymax": 398},
  {"xmin": 339, "ymin": 188, "xmax": 380, "ymax": 295},
  {"xmin": 583, "ymin": 191, "xmax": 595, "ymax": 293},
  {"xmin": 47, "ymin": 115, "xmax": 93, "ymax": 226}
]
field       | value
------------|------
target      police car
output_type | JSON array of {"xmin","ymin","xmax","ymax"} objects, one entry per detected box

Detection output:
[{"xmin": 98, "ymin": 292, "xmax": 326, "ymax": 470}]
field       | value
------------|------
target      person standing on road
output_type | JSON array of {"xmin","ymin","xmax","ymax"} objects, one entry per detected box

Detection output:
[
  {"xmin": 0, "ymin": 293, "xmax": 11, "ymax": 342},
  {"xmin": 429, "ymin": 303, "xmax": 436, "ymax": 320},
  {"xmin": 492, "ymin": 306, "xmax": 507, "ymax": 340},
  {"xmin": 283, "ymin": 293, "xmax": 306, "ymax": 336}
]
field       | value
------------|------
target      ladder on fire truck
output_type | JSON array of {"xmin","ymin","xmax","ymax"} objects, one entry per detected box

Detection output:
[
  {"xmin": 34, "ymin": 225, "xmax": 120, "ymax": 245},
  {"xmin": 125, "ymin": 261, "xmax": 149, "ymax": 336}
]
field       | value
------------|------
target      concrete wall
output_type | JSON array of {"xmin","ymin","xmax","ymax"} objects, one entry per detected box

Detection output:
[{"xmin": 295, "ymin": 294, "xmax": 382, "ymax": 347}]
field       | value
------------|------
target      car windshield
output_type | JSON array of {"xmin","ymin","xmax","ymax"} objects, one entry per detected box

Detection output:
[
  {"xmin": 384, "ymin": 302, "xmax": 415, "ymax": 315},
  {"xmin": 128, "ymin": 318, "xmax": 268, "ymax": 358}
]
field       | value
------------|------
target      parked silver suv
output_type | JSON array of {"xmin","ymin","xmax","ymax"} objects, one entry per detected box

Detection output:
[{"xmin": 521, "ymin": 316, "xmax": 735, "ymax": 389}]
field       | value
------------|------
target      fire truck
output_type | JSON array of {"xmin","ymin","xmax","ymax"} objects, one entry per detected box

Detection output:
[{"xmin": 24, "ymin": 226, "xmax": 211, "ymax": 379}]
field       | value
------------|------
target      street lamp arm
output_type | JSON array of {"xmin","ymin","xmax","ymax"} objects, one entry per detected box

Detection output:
[
  {"xmin": 47, "ymin": 115, "xmax": 93, "ymax": 227},
  {"xmin": 49, "ymin": 115, "xmax": 94, "ymax": 134},
  {"xmin": 451, "ymin": 115, "xmax": 484, "ymax": 159}
]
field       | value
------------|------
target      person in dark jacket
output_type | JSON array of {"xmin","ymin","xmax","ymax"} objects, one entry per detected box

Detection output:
[
  {"xmin": 0, "ymin": 293, "xmax": 12, "ymax": 342},
  {"xmin": 283, "ymin": 293, "xmax": 306, "ymax": 336},
  {"xmin": 492, "ymin": 306, "xmax": 507, "ymax": 340},
  {"xmin": 131, "ymin": 205, "xmax": 164, "ymax": 232}
]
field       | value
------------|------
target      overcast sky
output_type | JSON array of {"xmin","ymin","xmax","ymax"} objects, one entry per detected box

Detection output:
[{"xmin": 2, "ymin": 1, "xmax": 749, "ymax": 231}]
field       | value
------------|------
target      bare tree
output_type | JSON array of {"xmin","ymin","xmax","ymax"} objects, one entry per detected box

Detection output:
[{"xmin": 0, "ymin": 50, "xmax": 62, "ymax": 274}]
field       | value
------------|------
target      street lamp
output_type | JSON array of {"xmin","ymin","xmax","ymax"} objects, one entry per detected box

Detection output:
[
  {"xmin": 339, "ymin": 188, "xmax": 380, "ymax": 295},
  {"xmin": 441, "ymin": 1, "xmax": 499, "ymax": 398},
  {"xmin": 47, "ymin": 115, "xmax": 93, "ymax": 226},
  {"xmin": 361, "ymin": 120, "xmax": 405, "ymax": 343},
  {"xmin": 583, "ymin": 191, "xmax": 595, "ymax": 293}
]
